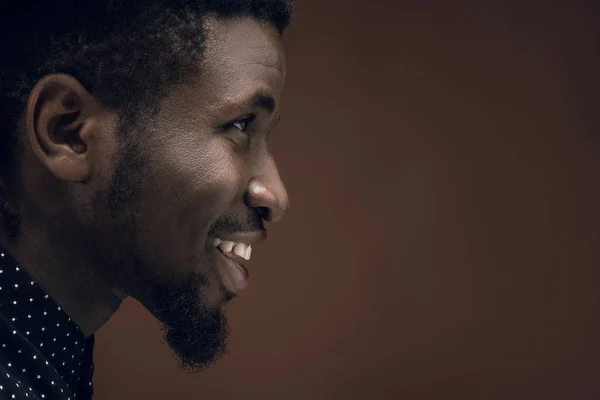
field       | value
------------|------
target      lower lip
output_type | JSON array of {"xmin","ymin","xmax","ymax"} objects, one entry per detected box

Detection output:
[{"xmin": 215, "ymin": 248, "xmax": 249, "ymax": 294}]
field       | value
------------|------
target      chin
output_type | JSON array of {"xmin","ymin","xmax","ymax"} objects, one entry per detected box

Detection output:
[
  {"xmin": 149, "ymin": 272, "xmax": 231, "ymax": 371},
  {"xmin": 221, "ymin": 284, "xmax": 237, "ymax": 304},
  {"xmin": 163, "ymin": 314, "xmax": 230, "ymax": 372}
]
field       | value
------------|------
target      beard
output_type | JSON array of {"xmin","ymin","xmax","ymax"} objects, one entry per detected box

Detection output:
[
  {"xmin": 98, "ymin": 123, "xmax": 230, "ymax": 372},
  {"xmin": 150, "ymin": 271, "xmax": 230, "ymax": 372}
]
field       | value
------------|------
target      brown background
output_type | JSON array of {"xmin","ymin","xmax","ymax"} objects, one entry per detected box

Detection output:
[{"xmin": 93, "ymin": 1, "xmax": 600, "ymax": 399}]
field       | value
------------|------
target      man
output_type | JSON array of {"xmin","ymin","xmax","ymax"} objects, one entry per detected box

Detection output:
[{"xmin": 0, "ymin": 0, "xmax": 292, "ymax": 398}]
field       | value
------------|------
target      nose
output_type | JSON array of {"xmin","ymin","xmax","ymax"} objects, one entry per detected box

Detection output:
[{"xmin": 245, "ymin": 156, "xmax": 289, "ymax": 223}]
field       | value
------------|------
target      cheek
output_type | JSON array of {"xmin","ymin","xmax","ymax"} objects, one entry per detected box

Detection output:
[
  {"xmin": 129, "ymin": 137, "xmax": 244, "ymax": 276},
  {"xmin": 143, "ymin": 138, "xmax": 243, "ymax": 228},
  {"xmin": 183, "ymin": 141, "xmax": 243, "ymax": 205}
]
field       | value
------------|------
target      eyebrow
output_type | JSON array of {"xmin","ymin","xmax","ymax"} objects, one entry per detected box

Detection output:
[
  {"xmin": 217, "ymin": 92, "xmax": 277, "ymax": 122},
  {"xmin": 250, "ymin": 93, "xmax": 276, "ymax": 114}
]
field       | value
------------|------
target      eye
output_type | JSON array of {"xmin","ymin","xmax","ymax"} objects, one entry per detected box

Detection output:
[
  {"xmin": 233, "ymin": 119, "xmax": 247, "ymax": 132},
  {"xmin": 229, "ymin": 115, "xmax": 256, "ymax": 133}
]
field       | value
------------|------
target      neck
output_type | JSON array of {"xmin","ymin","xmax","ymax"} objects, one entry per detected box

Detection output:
[{"xmin": 0, "ymin": 225, "xmax": 123, "ymax": 337}]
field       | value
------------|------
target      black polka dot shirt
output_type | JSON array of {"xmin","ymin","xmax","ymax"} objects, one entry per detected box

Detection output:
[{"xmin": 0, "ymin": 249, "xmax": 95, "ymax": 399}]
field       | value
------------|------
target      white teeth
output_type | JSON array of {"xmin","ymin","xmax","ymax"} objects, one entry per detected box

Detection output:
[
  {"xmin": 218, "ymin": 240, "xmax": 235, "ymax": 253},
  {"xmin": 233, "ymin": 243, "xmax": 249, "ymax": 260},
  {"xmin": 215, "ymin": 238, "xmax": 252, "ymax": 261}
]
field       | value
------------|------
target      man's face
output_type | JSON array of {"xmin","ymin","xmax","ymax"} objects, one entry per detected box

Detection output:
[{"xmin": 93, "ymin": 16, "xmax": 289, "ymax": 370}]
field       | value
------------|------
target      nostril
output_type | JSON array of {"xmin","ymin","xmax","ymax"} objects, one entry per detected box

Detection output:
[
  {"xmin": 257, "ymin": 206, "xmax": 270, "ymax": 221},
  {"xmin": 245, "ymin": 180, "xmax": 288, "ymax": 222}
]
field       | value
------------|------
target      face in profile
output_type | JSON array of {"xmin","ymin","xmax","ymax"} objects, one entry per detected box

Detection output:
[{"xmin": 88, "ymin": 16, "xmax": 289, "ymax": 371}]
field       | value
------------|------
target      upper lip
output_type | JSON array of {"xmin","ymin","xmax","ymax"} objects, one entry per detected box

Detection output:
[{"xmin": 212, "ymin": 229, "xmax": 267, "ymax": 246}]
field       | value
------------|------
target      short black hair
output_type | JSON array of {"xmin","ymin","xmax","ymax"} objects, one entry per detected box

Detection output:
[{"xmin": 0, "ymin": 0, "xmax": 293, "ymax": 237}]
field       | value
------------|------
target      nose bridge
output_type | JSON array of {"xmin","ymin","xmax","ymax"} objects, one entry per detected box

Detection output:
[{"xmin": 246, "ymin": 154, "xmax": 289, "ymax": 222}]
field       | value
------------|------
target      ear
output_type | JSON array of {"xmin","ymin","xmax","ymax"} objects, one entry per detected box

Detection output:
[{"xmin": 25, "ymin": 73, "xmax": 112, "ymax": 182}]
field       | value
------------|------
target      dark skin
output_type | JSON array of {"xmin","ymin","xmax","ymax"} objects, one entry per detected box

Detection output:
[{"xmin": 0, "ymin": 16, "xmax": 289, "ymax": 369}]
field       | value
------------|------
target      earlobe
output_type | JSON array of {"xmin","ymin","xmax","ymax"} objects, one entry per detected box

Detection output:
[{"xmin": 25, "ymin": 73, "xmax": 95, "ymax": 182}]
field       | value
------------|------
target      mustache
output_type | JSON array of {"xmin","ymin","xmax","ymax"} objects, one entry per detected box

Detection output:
[{"xmin": 207, "ymin": 210, "xmax": 264, "ymax": 235}]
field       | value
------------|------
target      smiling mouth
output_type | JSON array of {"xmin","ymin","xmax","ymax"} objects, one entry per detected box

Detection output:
[
  {"xmin": 211, "ymin": 238, "xmax": 252, "ymax": 295},
  {"xmin": 212, "ymin": 238, "xmax": 252, "ymax": 260}
]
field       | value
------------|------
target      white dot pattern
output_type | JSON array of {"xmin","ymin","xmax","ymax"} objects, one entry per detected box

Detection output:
[{"xmin": 0, "ymin": 249, "xmax": 95, "ymax": 399}]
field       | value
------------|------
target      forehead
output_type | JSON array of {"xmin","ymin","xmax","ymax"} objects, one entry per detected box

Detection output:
[
  {"xmin": 204, "ymin": 16, "xmax": 285, "ymax": 71},
  {"xmin": 198, "ymin": 16, "xmax": 286, "ymax": 106}
]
